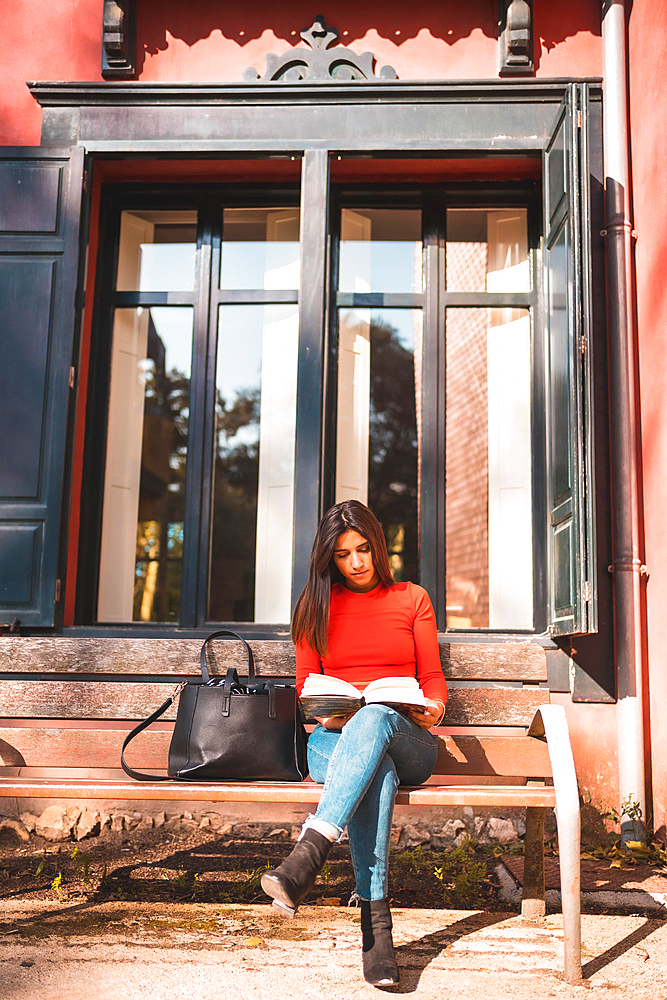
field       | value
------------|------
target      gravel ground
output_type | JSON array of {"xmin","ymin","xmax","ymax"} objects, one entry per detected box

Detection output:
[
  {"xmin": 2, "ymin": 823, "xmax": 667, "ymax": 998},
  {"xmin": 1, "ymin": 900, "xmax": 667, "ymax": 1000}
]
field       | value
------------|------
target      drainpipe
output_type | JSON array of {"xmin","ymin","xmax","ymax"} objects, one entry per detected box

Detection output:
[{"xmin": 602, "ymin": 0, "xmax": 646, "ymax": 843}]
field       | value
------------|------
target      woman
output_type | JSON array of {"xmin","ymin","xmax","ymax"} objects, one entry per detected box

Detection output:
[{"xmin": 261, "ymin": 500, "xmax": 447, "ymax": 987}]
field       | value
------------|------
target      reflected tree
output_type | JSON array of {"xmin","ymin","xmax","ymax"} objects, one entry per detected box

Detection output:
[
  {"xmin": 368, "ymin": 319, "xmax": 419, "ymax": 583},
  {"xmin": 208, "ymin": 386, "xmax": 261, "ymax": 621},
  {"xmin": 135, "ymin": 317, "xmax": 190, "ymax": 621}
]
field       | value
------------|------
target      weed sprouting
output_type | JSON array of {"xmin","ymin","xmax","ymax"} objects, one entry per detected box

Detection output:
[
  {"xmin": 238, "ymin": 864, "xmax": 273, "ymax": 901},
  {"xmin": 390, "ymin": 837, "xmax": 487, "ymax": 908},
  {"xmin": 621, "ymin": 793, "xmax": 643, "ymax": 826},
  {"xmin": 51, "ymin": 872, "xmax": 64, "ymax": 900},
  {"xmin": 71, "ymin": 847, "xmax": 93, "ymax": 885},
  {"xmin": 320, "ymin": 862, "xmax": 332, "ymax": 884}
]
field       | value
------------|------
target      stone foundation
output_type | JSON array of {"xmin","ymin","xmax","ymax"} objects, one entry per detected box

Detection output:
[{"xmin": 0, "ymin": 802, "xmax": 541, "ymax": 847}]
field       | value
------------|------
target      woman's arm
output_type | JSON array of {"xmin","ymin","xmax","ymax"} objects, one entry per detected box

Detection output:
[
  {"xmin": 295, "ymin": 640, "xmax": 321, "ymax": 697},
  {"xmin": 404, "ymin": 698, "xmax": 445, "ymax": 729},
  {"xmin": 411, "ymin": 585, "xmax": 447, "ymax": 724}
]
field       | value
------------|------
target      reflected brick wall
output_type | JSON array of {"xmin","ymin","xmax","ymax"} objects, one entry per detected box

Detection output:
[{"xmin": 445, "ymin": 242, "xmax": 489, "ymax": 627}]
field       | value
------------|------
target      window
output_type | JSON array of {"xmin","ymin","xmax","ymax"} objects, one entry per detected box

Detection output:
[
  {"xmin": 335, "ymin": 208, "xmax": 423, "ymax": 583},
  {"xmin": 80, "ymin": 181, "xmax": 547, "ymax": 632},
  {"xmin": 443, "ymin": 209, "xmax": 533, "ymax": 629},
  {"xmin": 98, "ymin": 209, "xmax": 197, "ymax": 623},
  {"xmin": 328, "ymin": 197, "xmax": 538, "ymax": 630},
  {"xmin": 87, "ymin": 193, "xmax": 302, "ymax": 627}
]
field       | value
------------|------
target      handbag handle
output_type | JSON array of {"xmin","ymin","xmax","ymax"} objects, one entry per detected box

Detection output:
[
  {"xmin": 200, "ymin": 629, "xmax": 256, "ymax": 685},
  {"xmin": 120, "ymin": 684, "xmax": 185, "ymax": 782}
]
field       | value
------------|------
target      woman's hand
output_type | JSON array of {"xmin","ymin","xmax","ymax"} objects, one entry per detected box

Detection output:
[
  {"xmin": 315, "ymin": 712, "xmax": 357, "ymax": 730},
  {"xmin": 405, "ymin": 698, "xmax": 444, "ymax": 730}
]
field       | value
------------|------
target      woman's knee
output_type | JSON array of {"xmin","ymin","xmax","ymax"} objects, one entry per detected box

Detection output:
[
  {"xmin": 306, "ymin": 746, "xmax": 329, "ymax": 784},
  {"xmin": 345, "ymin": 703, "xmax": 399, "ymax": 738}
]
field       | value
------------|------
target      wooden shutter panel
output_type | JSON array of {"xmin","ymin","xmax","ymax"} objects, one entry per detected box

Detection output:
[
  {"xmin": 0, "ymin": 147, "xmax": 85, "ymax": 626},
  {"xmin": 543, "ymin": 85, "xmax": 597, "ymax": 635}
]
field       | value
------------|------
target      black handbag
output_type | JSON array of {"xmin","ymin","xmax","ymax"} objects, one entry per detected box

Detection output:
[{"xmin": 121, "ymin": 630, "xmax": 308, "ymax": 782}]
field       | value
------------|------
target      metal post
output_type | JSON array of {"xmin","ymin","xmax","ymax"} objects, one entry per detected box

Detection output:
[
  {"xmin": 602, "ymin": 0, "xmax": 647, "ymax": 842},
  {"xmin": 521, "ymin": 806, "xmax": 546, "ymax": 919}
]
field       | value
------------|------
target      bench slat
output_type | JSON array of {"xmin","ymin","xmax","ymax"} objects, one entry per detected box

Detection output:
[
  {"xmin": 0, "ymin": 776, "xmax": 557, "ymax": 807},
  {"xmin": 0, "ymin": 681, "xmax": 547, "ymax": 727},
  {"xmin": 0, "ymin": 637, "xmax": 547, "ymax": 682},
  {"xmin": 0, "ymin": 728, "xmax": 552, "ymax": 777}
]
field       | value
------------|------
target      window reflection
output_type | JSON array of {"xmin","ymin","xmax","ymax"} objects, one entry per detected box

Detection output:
[
  {"xmin": 445, "ymin": 307, "xmax": 533, "ymax": 629},
  {"xmin": 98, "ymin": 307, "xmax": 193, "ymax": 622},
  {"xmin": 220, "ymin": 208, "xmax": 301, "ymax": 290},
  {"xmin": 339, "ymin": 209, "xmax": 422, "ymax": 293},
  {"xmin": 209, "ymin": 304, "xmax": 299, "ymax": 623},
  {"xmin": 116, "ymin": 211, "xmax": 197, "ymax": 292},
  {"xmin": 446, "ymin": 209, "xmax": 529, "ymax": 294},
  {"xmin": 336, "ymin": 307, "xmax": 421, "ymax": 584}
]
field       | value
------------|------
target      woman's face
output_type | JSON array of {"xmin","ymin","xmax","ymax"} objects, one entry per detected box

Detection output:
[{"xmin": 332, "ymin": 530, "xmax": 380, "ymax": 592}]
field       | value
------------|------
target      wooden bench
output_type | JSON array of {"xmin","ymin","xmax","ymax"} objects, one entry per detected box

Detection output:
[{"xmin": 0, "ymin": 638, "xmax": 581, "ymax": 982}]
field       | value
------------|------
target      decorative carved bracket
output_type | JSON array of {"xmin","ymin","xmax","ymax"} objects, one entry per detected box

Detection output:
[
  {"xmin": 498, "ymin": 0, "xmax": 534, "ymax": 76},
  {"xmin": 243, "ymin": 15, "xmax": 397, "ymax": 83},
  {"xmin": 102, "ymin": 0, "xmax": 137, "ymax": 79}
]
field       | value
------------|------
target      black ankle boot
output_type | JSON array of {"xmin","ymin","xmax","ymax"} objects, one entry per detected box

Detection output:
[
  {"xmin": 260, "ymin": 828, "xmax": 333, "ymax": 917},
  {"xmin": 361, "ymin": 899, "xmax": 399, "ymax": 986}
]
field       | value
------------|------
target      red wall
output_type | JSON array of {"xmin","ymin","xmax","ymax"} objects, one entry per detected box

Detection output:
[
  {"xmin": 629, "ymin": 0, "xmax": 667, "ymax": 839},
  {"xmin": 1, "ymin": 1, "xmax": 602, "ymax": 146},
  {"xmin": 0, "ymin": 0, "xmax": 103, "ymax": 145},
  {"xmin": 136, "ymin": 0, "xmax": 602, "ymax": 83}
]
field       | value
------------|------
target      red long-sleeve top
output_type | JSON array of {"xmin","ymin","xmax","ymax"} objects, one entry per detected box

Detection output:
[{"xmin": 295, "ymin": 581, "xmax": 447, "ymax": 709}]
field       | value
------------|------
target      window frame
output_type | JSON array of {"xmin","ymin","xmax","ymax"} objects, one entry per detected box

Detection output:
[
  {"xmin": 74, "ymin": 163, "xmax": 587, "ymax": 638},
  {"xmin": 76, "ymin": 182, "xmax": 303, "ymax": 629},
  {"xmin": 326, "ymin": 182, "xmax": 545, "ymax": 633}
]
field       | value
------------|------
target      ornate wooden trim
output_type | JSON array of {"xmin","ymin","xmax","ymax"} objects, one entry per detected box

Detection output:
[
  {"xmin": 499, "ymin": 0, "xmax": 534, "ymax": 76},
  {"xmin": 243, "ymin": 15, "xmax": 397, "ymax": 83},
  {"xmin": 102, "ymin": 0, "xmax": 137, "ymax": 79}
]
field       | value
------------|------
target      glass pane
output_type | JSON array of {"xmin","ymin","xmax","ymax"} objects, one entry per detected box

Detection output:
[
  {"xmin": 209, "ymin": 303, "xmax": 299, "ymax": 622},
  {"xmin": 336, "ymin": 308, "xmax": 421, "ymax": 583},
  {"xmin": 338, "ymin": 209, "xmax": 422, "ymax": 293},
  {"xmin": 446, "ymin": 209, "xmax": 529, "ymax": 293},
  {"xmin": 220, "ymin": 208, "xmax": 301, "ymax": 290},
  {"xmin": 446, "ymin": 308, "xmax": 533, "ymax": 629},
  {"xmin": 98, "ymin": 307, "xmax": 193, "ymax": 622},
  {"xmin": 548, "ymin": 224, "xmax": 572, "ymax": 500},
  {"xmin": 116, "ymin": 211, "xmax": 197, "ymax": 292}
]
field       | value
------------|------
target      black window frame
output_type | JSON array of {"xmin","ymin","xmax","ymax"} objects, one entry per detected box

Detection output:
[
  {"xmin": 78, "ymin": 175, "xmax": 548, "ymax": 635},
  {"xmin": 326, "ymin": 181, "xmax": 545, "ymax": 633},
  {"xmin": 76, "ymin": 182, "xmax": 303, "ymax": 630}
]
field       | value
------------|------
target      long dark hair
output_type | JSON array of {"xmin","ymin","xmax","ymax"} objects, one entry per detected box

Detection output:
[{"xmin": 291, "ymin": 500, "xmax": 394, "ymax": 656}]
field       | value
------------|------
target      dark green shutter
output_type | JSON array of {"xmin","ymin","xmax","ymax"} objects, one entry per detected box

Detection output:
[
  {"xmin": 0, "ymin": 146, "xmax": 85, "ymax": 626},
  {"xmin": 543, "ymin": 84, "xmax": 596, "ymax": 635}
]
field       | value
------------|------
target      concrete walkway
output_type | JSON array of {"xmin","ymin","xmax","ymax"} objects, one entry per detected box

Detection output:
[{"xmin": 1, "ymin": 901, "xmax": 666, "ymax": 1000}]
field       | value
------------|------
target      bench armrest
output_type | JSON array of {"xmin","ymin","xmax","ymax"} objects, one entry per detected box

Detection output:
[{"xmin": 529, "ymin": 704, "xmax": 581, "ymax": 982}]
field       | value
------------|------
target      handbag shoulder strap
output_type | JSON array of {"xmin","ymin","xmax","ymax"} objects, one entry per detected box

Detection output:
[
  {"xmin": 120, "ymin": 682, "xmax": 186, "ymax": 782},
  {"xmin": 200, "ymin": 629, "xmax": 256, "ymax": 685}
]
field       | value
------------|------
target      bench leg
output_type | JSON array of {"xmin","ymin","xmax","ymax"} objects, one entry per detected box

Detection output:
[{"xmin": 521, "ymin": 806, "xmax": 546, "ymax": 919}]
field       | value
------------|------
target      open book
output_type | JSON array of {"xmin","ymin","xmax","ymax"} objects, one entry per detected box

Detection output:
[{"xmin": 299, "ymin": 673, "xmax": 427, "ymax": 718}]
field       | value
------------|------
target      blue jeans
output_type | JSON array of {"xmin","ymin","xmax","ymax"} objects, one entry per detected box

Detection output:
[{"xmin": 306, "ymin": 703, "xmax": 438, "ymax": 900}]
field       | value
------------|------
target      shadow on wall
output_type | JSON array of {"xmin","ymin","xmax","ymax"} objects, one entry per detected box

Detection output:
[{"xmin": 134, "ymin": 0, "xmax": 602, "ymax": 77}]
